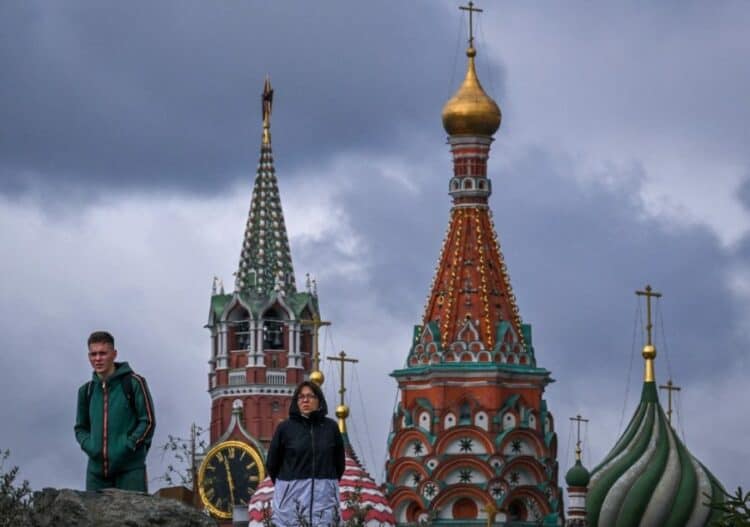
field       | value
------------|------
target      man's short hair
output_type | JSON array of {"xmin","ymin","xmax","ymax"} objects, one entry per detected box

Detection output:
[{"xmin": 88, "ymin": 331, "xmax": 115, "ymax": 348}]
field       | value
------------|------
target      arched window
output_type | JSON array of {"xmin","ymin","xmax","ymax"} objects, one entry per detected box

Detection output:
[{"xmin": 263, "ymin": 308, "xmax": 284, "ymax": 350}]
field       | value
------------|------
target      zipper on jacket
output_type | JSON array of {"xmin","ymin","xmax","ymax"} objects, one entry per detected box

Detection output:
[
  {"xmin": 102, "ymin": 381, "xmax": 109, "ymax": 478},
  {"xmin": 310, "ymin": 422, "xmax": 315, "ymax": 527}
]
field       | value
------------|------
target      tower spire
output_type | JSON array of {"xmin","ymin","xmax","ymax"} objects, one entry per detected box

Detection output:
[
  {"xmin": 235, "ymin": 76, "xmax": 296, "ymax": 295},
  {"xmin": 636, "ymin": 284, "xmax": 662, "ymax": 382},
  {"xmin": 424, "ymin": 4, "xmax": 522, "ymax": 350}
]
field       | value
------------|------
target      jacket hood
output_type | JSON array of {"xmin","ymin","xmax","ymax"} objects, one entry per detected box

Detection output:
[
  {"xmin": 289, "ymin": 381, "xmax": 328, "ymax": 421},
  {"xmin": 90, "ymin": 361, "xmax": 132, "ymax": 382}
]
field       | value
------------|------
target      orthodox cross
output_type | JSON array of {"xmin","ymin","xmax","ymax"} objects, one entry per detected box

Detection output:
[
  {"xmin": 327, "ymin": 350, "xmax": 359, "ymax": 407},
  {"xmin": 659, "ymin": 379, "xmax": 682, "ymax": 424},
  {"xmin": 569, "ymin": 414, "xmax": 589, "ymax": 460},
  {"xmin": 635, "ymin": 284, "xmax": 662, "ymax": 345},
  {"xmin": 459, "ymin": 1, "xmax": 483, "ymax": 48},
  {"xmin": 299, "ymin": 315, "xmax": 331, "ymax": 378}
]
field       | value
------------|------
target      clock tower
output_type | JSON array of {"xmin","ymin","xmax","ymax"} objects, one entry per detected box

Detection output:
[{"xmin": 203, "ymin": 77, "xmax": 321, "ymax": 507}]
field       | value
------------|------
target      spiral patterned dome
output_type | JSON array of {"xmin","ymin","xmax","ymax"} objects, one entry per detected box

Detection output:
[
  {"xmin": 586, "ymin": 382, "xmax": 724, "ymax": 526},
  {"xmin": 248, "ymin": 435, "xmax": 395, "ymax": 527}
]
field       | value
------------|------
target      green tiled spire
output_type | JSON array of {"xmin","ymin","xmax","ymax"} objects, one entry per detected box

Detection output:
[{"xmin": 235, "ymin": 77, "xmax": 296, "ymax": 296}]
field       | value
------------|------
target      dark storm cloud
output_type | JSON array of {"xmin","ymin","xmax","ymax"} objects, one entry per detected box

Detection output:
[{"xmin": 0, "ymin": 1, "xmax": 460, "ymax": 197}]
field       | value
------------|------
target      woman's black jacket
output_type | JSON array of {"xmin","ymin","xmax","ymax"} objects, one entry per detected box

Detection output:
[{"xmin": 266, "ymin": 389, "xmax": 345, "ymax": 483}]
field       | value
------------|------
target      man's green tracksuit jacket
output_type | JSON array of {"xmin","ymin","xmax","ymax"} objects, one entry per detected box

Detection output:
[{"xmin": 74, "ymin": 362, "xmax": 156, "ymax": 480}]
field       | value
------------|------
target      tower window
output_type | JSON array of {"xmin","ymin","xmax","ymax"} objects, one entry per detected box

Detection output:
[
  {"xmin": 263, "ymin": 308, "xmax": 284, "ymax": 350},
  {"xmin": 460, "ymin": 402, "xmax": 471, "ymax": 424},
  {"xmin": 235, "ymin": 320, "xmax": 249, "ymax": 350}
]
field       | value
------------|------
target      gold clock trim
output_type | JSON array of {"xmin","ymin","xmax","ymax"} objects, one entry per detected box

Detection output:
[{"xmin": 197, "ymin": 440, "xmax": 266, "ymax": 520}]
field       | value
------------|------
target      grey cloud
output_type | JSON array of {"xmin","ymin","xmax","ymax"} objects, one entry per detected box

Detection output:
[{"xmin": 0, "ymin": 1, "xmax": 458, "ymax": 197}]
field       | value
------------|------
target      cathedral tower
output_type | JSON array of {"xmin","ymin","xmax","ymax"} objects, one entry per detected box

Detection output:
[
  {"xmin": 384, "ymin": 4, "xmax": 562, "ymax": 525},
  {"xmin": 206, "ymin": 78, "xmax": 321, "ymax": 448}
]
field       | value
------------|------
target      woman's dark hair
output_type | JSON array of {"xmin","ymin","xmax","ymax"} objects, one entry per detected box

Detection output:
[{"xmin": 293, "ymin": 380, "xmax": 324, "ymax": 402}]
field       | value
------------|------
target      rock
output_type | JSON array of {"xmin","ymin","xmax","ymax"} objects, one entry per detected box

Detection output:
[{"xmin": 29, "ymin": 488, "xmax": 217, "ymax": 527}]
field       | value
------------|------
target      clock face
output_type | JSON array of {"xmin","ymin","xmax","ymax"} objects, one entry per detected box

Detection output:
[{"xmin": 198, "ymin": 440, "xmax": 265, "ymax": 519}]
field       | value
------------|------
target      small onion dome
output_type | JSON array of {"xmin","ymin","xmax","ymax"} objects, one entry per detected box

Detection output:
[
  {"xmin": 441, "ymin": 47, "xmax": 501, "ymax": 137},
  {"xmin": 586, "ymin": 382, "xmax": 725, "ymax": 526},
  {"xmin": 247, "ymin": 437, "xmax": 396, "ymax": 527},
  {"xmin": 339, "ymin": 438, "xmax": 396, "ymax": 526},
  {"xmin": 565, "ymin": 459, "xmax": 591, "ymax": 488}
]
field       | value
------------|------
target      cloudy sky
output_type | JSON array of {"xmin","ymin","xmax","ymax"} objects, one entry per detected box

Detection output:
[{"xmin": 2, "ymin": 0, "xmax": 749, "ymax": 502}]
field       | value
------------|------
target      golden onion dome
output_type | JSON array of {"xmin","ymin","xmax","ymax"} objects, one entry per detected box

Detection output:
[
  {"xmin": 309, "ymin": 370, "xmax": 324, "ymax": 386},
  {"xmin": 442, "ymin": 47, "xmax": 501, "ymax": 137}
]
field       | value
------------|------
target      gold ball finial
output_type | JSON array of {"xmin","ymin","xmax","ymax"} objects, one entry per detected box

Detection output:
[
  {"xmin": 336, "ymin": 404, "xmax": 349, "ymax": 420},
  {"xmin": 642, "ymin": 344, "xmax": 656, "ymax": 360},
  {"xmin": 310, "ymin": 370, "xmax": 324, "ymax": 386},
  {"xmin": 441, "ymin": 48, "xmax": 501, "ymax": 137}
]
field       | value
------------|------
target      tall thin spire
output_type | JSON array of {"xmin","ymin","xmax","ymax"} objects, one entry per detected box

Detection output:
[
  {"xmin": 423, "ymin": 7, "xmax": 522, "ymax": 350},
  {"xmin": 235, "ymin": 77, "xmax": 296, "ymax": 295}
]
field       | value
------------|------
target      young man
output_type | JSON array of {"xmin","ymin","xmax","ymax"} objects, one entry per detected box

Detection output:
[{"xmin": 74, "ymin": 331, "xmax": 156, "ymax": 492}]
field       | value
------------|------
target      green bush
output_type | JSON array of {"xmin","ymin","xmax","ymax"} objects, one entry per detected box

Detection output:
[{"xmin": 0, "ymin": 449, "xmax": 33, "ymax": 527}]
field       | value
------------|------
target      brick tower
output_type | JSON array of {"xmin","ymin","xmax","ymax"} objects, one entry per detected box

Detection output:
[
  {"xmin": 206, "ymin": 77, "xmax": 321, "ymax": 450},
  {"xmin": 384, "ymin": 4, "xmax": 563, "ymax": 525}
]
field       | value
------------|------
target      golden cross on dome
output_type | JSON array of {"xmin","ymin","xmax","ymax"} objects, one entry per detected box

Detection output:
[
  {"xmin": 300, "ymin": 315, "xmax": 331, "ymax": 385},
  {"xmin": 459, "ymin": 1, "xmax": 483, "ymax": 48},
  {"xmin": 569, "ymin": 414, "xmax": 589, "ymax": 461},
  {"xmin": 327, "ymin": 350, "xmax": 358, "ymax": 407},
  {"xmin": 636, "ymin": 284, "xmax": 662, "ymax": 346},
  {"xmin": 659, "ymin": 379, "xmax": 682, "ymax": 424}
]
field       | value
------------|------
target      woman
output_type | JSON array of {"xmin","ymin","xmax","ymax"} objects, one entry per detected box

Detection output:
[{"xmin": 266, "ymin": 380, "xmax": 345, "ymax": 527}]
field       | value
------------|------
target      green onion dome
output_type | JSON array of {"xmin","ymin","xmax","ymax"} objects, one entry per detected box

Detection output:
[
  {"xmin": 565, "ymin": 459, "xmax": 591, "ymax": 488},
  {"xmin": 586, "ymin": 382, "xmax": 725, "ymax": 527}
]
